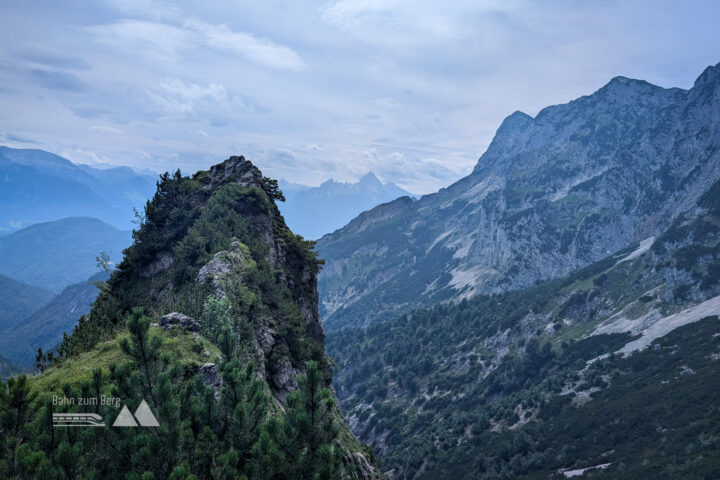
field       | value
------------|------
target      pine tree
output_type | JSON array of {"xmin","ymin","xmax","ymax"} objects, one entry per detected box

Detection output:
[{"xmin": 278, "ymin": 361, "xmax": 344, "ymax": 479}]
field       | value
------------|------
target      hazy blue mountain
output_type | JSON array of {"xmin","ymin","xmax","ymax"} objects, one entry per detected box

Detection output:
[
  {"xmin": 278, "ymin": 172, "xmax": 416, "ymax": 239},
  {"xmin": 0, "ymin": 217, "xmax": 130, "ymax": 291},
  {"xmin": 0, "ymin": 273, "xmax": 55, "ymax": 332},
  {"xmin": 317, "ymin": 62, "xmax": 720, "ymax": 331},
  {"xmin": 278, "ymin": 178, "xmax": 312, "ymax": 195},
  {"xmin": 0, "ymin": 146, "xmax": 156, "ymax": 230},
  {"xmin": 0, "ymin": 158, "xmax": 112, "ymax": 229},
  {"xmin": 0, "ymin": 271, "xmax": 108, "ymax": 366}
]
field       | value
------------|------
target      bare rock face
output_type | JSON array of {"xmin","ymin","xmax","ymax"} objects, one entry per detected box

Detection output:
[
  {"xmin": 317, "ymin": 62, "xmax": 720, "ymax": 331},
  {"xmin": 199, "ymin": 362, "xmax": 222, "ymax": 399},
  {"xmin": 197, "ymin": 239, "xmax": 246, "ymax": 298},
  {"xmin": 159, "ymin": 312, "xmax": 200, "ymax": 332},
  {"xmin": 270, "ymin": 359, "xmax": 298, "ymax": 401},
  {"xmin": 141, "ymin": 252, "xmax": 173, "ymax": 278},
  {"xmin": 348, "ymin": 452, "xmax": 379, "ymax": 480}
]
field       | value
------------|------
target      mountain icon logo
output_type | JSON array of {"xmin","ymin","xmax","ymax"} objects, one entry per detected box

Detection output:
[{"xmin": 112, "ymin": 400, "xmax": 160, "ymax": 427}]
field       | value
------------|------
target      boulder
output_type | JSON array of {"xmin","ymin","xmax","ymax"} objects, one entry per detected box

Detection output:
[{"xmin": 159, "ymin": 312, "xmax": 200, "ymax": 332}]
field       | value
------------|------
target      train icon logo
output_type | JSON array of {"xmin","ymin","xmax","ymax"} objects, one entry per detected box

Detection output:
[{"xmin": 52, "ymin": 413, "xmax": 105, "ymax": 427}]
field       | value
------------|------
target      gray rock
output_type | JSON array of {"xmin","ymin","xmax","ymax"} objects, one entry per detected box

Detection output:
[
  {"xmin": 197, "ymin": 239, "xmax": 246, "ymax": 298},
  {"xmin": 199, "ymin": 362, "xmax": 222, "ymax": 400},
  {"xmin": 159, "ymin": 312, "xmax": 200, "ymax": 332},
  {"xmin": 271, "ymin": 359, "xmax": 297, "ymax": 400},
  {"xmin": 317, "ymin": 62, "xmax": 720, "ymax": 331}
]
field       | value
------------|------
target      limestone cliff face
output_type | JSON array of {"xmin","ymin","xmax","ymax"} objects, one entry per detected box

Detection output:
[{"xmin": 317, "ymin": 62, "xmax": 720, "ymax": 331}]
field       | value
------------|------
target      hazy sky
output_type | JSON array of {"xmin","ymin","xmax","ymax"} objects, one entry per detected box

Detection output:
[{"xmin": 1, "ymin": 0, "xmax": 719, "ymax": 193}]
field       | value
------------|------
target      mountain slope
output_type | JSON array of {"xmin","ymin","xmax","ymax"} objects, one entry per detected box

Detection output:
[
  {"xmin": 327, "ymin": 180, "xmax": 720, "ymax": 478},
  {"xmin": 279, "ymin": 172, "xmax": 416, "ymax": 239},
  {"xmin": 0, "ymin": 272, "xmax": 108, "ymax": 366},
  {"xmin": 317, "ymin": 63, "xmax": 720, "ymax": 331},
  {"xmin": 13, "ymin": 157, "xmax": 382, "ymax": 479},
  {"xmin": 0, "ymin": 217, "xmax": 130, "ymax": 291},
  {"xmin": 0, "ymin": 273, "xmax": 54, "ymax": 332},
  {"xmin": 0, "ymin": 354, "xmax": 22, "ymax": 379},
  {"xmin": 0, "ymin": 146, "xmax": 156, "ymax": 230}
]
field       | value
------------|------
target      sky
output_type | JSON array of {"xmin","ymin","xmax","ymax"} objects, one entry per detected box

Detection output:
[{"xmin": 1, "ymin": 0, "xmax": 719, "ymax": 194}]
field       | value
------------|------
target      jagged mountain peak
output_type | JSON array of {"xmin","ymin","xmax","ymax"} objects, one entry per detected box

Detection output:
[
  {"xmin": 317, "ymin": 63, "xmax": 720, "ymax": 330},
  {"xmin": 358, "ymin": 171, "xmax": 383, "ymax": 187},
  {"xmin": 206, "ymin": 155, "xmax": 260, "ymax": 186},
  {"xmin": 278, "ymin": 170, "xmax": 415, "ymax": 239},
  {"xmin": 693, "ymin": 61, "xmax": 720, "ymax": 89}
]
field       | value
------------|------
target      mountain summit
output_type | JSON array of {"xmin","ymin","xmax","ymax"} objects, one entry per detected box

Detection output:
[
  {"xmin": 24, "ymin": 156, "xmax": 380, "ymax": 479},
  {"xmin": 279, "ymin": 172, "xmax": 416, "ymax": 239},
  {"xmin": 317, "ymin": 62, "xmax": 720, "ymax": 330}
]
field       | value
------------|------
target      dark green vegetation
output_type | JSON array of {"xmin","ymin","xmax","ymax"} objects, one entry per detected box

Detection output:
[
  {"xmin": 0, "ymin": 272, "xmax": 108, "ymax": 366},
  {"xmin": 329, "ymin": 305, "xmax": 720, "ymax": 479},
  {"xmin": 327, "ymin": 183, "xmax": 720, "ymax": 479},
  {"xmin": 0, "ymin": 146, "xmax": 156, "ymax": 231},
  {"xmin": 0, "ymin": 273, "xmax": 54, "ymax": 332},
  {"xmin": 0, "ymin": 157, "xmax": 379, "ymax": 479},
  {"xmin": 0, "ymin": 310, "xmax": 353, "ymax": 479},
  {"xmin": 317, "ymin": 63, "xmax": 720, "ymax": 331},
  {"xmin": 340, "ymin": 317, "xmax": 720, "ymax": 480},
  {"xmin": 0, "ymin": 217, "xmax": 130, "ymax": 291}
]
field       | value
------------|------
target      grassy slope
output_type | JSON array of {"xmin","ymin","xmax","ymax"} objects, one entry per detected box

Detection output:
[{"xmin": 32, "ymin": 326, "xmax": 221, "ymax": 394}]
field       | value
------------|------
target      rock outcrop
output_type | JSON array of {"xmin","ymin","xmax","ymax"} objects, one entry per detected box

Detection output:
[
  {"xmin": 197, "ymin": 239, "xmax": 247, "ymax": 298},
  {"xmin": 159, "ymin": 312, "xmax": 200, "ymax": 332},
  {"xmin": 199, "ymin": 362, "xmax": 222, "ymax": 399}
]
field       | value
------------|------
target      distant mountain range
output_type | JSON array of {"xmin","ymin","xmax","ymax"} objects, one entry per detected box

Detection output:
[
  {"xmin": 0, "ymin": 217, "xmax": 130, "ymax": 291},
  {"xmin": 317, "ymin": 63, "xmax": 720, "ymax": 331},
  {"xmin": 0, "ymin": 146, "xmax": 157, "ymax": 231},
  {"xmin": 278, "ymin": 173, "xmax": 416, "ymax": 239},
  {"xmin": 0, "ymin": 273, "xmax": 55, "ymax": 332},
  {"xmin": 0, "ymin": 271, "xmax": 107, "ymax": 366}
]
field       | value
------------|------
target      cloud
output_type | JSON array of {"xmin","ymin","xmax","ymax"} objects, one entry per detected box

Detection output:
[
  {"xmin": 21, "ymin": 50, "xmax": 91, "ymax": 70},
  {"xmin": 103, "ymin": 0, "xmax": 181, "ymax": 21},
  {"xmin": 87, "ymin": 17, "xmax": 304, "ymax": 70},
  {"xmin": 28, "ymin": 70, "xmax": 90, "ymax": 92},
  {"xmin": 321, "ymin": 0, "xmax": 519, "ymax": 46},
  {"xmin": 87, "ymin": 20, "xmax": 189, "ymax": 60},
  {"xmin": 90, "ymin": 125, "xmax": 124, "ymax": 134},
  {"xmin": 1, "ymin": 132, "xmax": 39, "ymax": 144},
  {"xmin": 184, "ymin": 19, "xmax": 305, "ymax": 71},
  {"xmin": 2, "ymin": 0, "xmax": 720, "ymax": 196},
  {"xmin": 146, "ymin": 78, "xmax": 253, "ymax": 118}
]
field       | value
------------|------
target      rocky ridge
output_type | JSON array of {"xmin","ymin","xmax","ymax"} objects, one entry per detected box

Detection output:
[{"xmin": 317, "ymin": 62, "xmax": 720, "ymax": 330}]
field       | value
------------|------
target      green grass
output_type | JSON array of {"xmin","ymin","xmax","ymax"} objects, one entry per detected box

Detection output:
[{"xmin": 31, "ymin": 327, "xmax": 221, "ymax": 394}]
